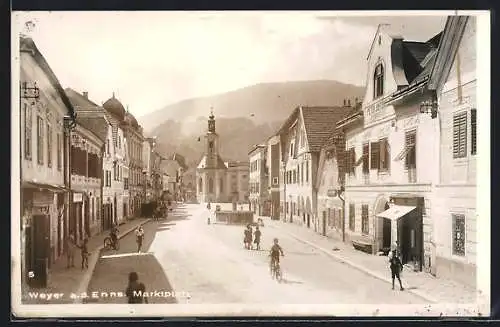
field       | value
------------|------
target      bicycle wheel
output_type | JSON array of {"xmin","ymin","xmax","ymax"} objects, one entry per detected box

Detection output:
[{"xmin": 275, "ymin": 266, "xmax": 282, "ymax": 282}]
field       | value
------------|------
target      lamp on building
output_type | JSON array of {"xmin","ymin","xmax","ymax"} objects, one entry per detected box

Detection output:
[{"xmin": 419, "ymin": 92, "xmax": 438, "ymax": 119}]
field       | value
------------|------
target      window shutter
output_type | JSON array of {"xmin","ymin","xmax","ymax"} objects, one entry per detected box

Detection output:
[
  {"xmin": 471, "ymin": 109, "xmax": 477, "ymax": 155},
  {"xmin": 405, "ymin": 131, "xmax": 416, "ymax": 168},
  {"xmin": 350, "ymin": 148, "xmax": 356, "ymax": 174},
  {"xmin": 370, "ymin": 141, "xmax": 380, "ymax": 169},
  {"xmin": 362, "ymin": 144, "xmax": 369, "ymax": 173},
  {"xmin": 453, "ymin": 112, "xmax": 467, "ymax": 158}
]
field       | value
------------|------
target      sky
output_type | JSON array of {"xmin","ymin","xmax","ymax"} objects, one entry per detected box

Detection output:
[{"xmin": 13, "ymin": 11, "xmax": 449, "ymax": 119}]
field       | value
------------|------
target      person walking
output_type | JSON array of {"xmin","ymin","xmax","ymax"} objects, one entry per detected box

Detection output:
[
  {"xmin": 79, "ymin": 238, "xmax": 89, "ymax": 270},
  {"xmin": 125, "ymin": 272, "xmax": 148, "ymax": 304},
  {"xmin": 253, "ymin": 226, "xmax": 262, "ymax": 250},
  {"xmin": 136, "ymin": 226, "xmax": 145, "ymax": 253},
  {"xmin": 66, "ymin": 235, "xmax": 76, "ymax": 268},
  {"xmin": 388, "ymin": 243, "xmax": 404, "ymax": 291}
]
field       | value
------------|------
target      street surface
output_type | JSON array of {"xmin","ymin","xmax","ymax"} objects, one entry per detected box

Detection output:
[{"xmin": 87, "ymin": 203, "xmax": 426, "ymax": 304}]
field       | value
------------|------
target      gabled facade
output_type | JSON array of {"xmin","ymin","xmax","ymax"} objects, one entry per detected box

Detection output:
[
  {"xmin": 19, "ymin": 36, "xmax": 76, "ymax": 288},
  {"xmin": 278, "ymin": 106, "xmax": 351, "ymax": 231},
  {"xmin": 341, "ymin": 24, "xmax": 443, "ymax": 274},
  {"xmin": 427, "ymin": 16, "xmax": 477, "ymax": 287}
]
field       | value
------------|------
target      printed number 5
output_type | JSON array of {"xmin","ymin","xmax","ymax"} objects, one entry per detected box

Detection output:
[{"xmin": 28, "ymin": 271, "xmax": 34, "ymax": 278}]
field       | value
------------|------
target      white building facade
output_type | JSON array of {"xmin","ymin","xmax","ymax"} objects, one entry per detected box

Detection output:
[
  {"xmin": 427, "ymin": 16, "xmax": 477, "ymax": 287},
  {"xmin": 19, "ymin": 36, "xmax": 77, "ymax": 287},
  {"xmin": 248, "ymin": 144, "xmax": 269, "ymax": 216},
  {"xmin": 341, "ymin": 25, "xmax": 443, "ymax": 273}
]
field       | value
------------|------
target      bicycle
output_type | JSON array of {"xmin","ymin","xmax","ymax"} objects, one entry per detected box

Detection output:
[
  {"xmin": 103, "ymin": 235, "xmax": 119, "ymax": 250},
  {"xmin": 269, "ymin": 255, "xmax": 283, "ymax": 282}
]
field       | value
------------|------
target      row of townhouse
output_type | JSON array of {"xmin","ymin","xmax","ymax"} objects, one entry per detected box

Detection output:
[
  {"xmin": 17, "ymin": 36, "xmax": 172, "ymax": 288},
  {"xmin": 251, "ymin": 15, "xmax": 478, "ymax": 287}
]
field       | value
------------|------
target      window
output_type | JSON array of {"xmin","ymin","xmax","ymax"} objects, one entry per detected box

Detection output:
[
  {"xmin": 293, "ymin": 170, "xmax": 297, "ymax": 184},
  {"xmin": 373, "ymin": 63, "xmax": 384, "ymax": 98},
  {"xmin": 208, "ymin": 178, "xmax": 214, "ymax": 193},
  {"xmin": 24, "ymin": 104, "xmax": 32, "ymax": 160},
  {"xmin": 273, "ymin": 177, "xmax": 278, "ymax": 185},
  {"xmin": 362, "ymin": 143, "xmax": 369, "ymax": 174},
  {"xmin": 452, "ymin": 213, "xmax": 466, "ymax": 256},
  {"xmin": 290, "ymin": 143, "xmax": 294, "ymax": 157},
  {"xmin": 301, "ymin": 163, "xmax": 304, "ymax": 183},
  {"xmin": 209, "ymin": 141, "xmax": 213, "ymax": 150},
  {"xmin": 108, "ymin": 171, "xmax": 112, "ymax": 186},
  {"xmin": 361, "ymin": 204, "xmax": 369, "ymax": 234},
  {"xmin": 349, "ymin": 203, "xmax": 355, "ymax": 231},
  {"xmin": 305, "ymin": 160, "xmax": 309, "ymax": 182},
  {"xmin": 57, "ymin": 133, "xmax": 62, "ymax": 171},
  {"xmin": 379, "ymin": 138, "xmax": 390, "ymax": 171},
  {"xmin": 370, "ymin": 141, "xmax": 380, "ymax": 170},
  {"xmin": 37, "ymin": 116, "xmax": 44, "ymax": 164},
  {"xmin": 106, "ymin": 139, "xmax": 110, "ymax": 155},
  {"xmin": 405, "ymin": 130, "xmax": 416, "ymax": 169},
  {"xmin": 124, "ymin": 178, "xmax": 129, "ymax": 190},
  {"xmin": 453, "ymin": 112, "xmax": 467, "ymax": 158},
  {"xmin": 471, "ymin": 109, "xmax": 477, "ymax": 155}
]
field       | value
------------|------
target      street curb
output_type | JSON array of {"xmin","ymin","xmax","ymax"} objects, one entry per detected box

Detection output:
[
  {"xmin": 268, "ymin": 223, "xmax": 439, "ymax": 304},
  {"xmin": 73, "ymin": 218, "xmax": 152, "ymax": 304}
]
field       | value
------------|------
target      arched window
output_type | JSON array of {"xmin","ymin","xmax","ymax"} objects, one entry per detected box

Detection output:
[
  {"xmin": 373, "ymin": 63, "xmax": 384, "ymax": 99},
  {"xmin": 219, "ymin": 178, "xmax": 224, "ymax": 193},
  {"xmin": 208, "ymin": 178, "xmax": 214, "ymax": 193},
  {"xmin": 198, "ymin": 177, "xmax": 203, "ymax": 192}
]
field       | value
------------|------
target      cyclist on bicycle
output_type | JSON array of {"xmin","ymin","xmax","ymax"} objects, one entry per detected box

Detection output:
[
  {"xmin": 110, "ymin": 224, "xmax": 119, "ymax": 249},
  {"xmin": 269, "ymin": 238, "xmax": 284, "ymax": 272}
]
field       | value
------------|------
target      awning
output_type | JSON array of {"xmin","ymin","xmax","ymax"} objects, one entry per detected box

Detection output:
[
  {"xmin": 376, "ymin": 205, "xmax": 416, "ymax": 221},
  {"xmin": 22, "ymin": 181, "xmax": 69, "ymax": 193}
]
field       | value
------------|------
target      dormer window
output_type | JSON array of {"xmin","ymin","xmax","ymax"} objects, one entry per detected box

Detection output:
[{"xmin": 373, "ymin": 63, "xmax": 384, "ymax": 99}]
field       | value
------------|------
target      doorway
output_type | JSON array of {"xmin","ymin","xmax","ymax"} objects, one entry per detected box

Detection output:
[
  {"xmin": 32, "ymin": 214, "xmax": 50, "ymax": 288},
  {"xmin": 382, "ymin": 218, "xmax": 391, "ymax": 248}
]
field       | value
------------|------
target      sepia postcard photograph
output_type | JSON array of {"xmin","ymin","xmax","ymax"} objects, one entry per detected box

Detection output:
[{"xmin": 11, "ymin": 10, "xmax": 491, "ymax": 318}]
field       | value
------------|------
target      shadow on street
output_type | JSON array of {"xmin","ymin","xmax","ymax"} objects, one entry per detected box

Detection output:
[{"xmin": 86, "ymin": 207, "xmax": 194, "ymax": 304}]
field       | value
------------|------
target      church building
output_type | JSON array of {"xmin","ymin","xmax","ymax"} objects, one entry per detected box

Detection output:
[{"xmin": 196, "ymin": 111, "xmax": 249, "ymax": 204}]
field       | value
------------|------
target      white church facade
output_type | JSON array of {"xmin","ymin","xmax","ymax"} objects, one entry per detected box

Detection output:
[{"xmin": 196, "ymin": 112, "xmax": 249, "ymax": 204}]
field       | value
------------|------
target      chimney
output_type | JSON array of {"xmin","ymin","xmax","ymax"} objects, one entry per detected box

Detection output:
[
  {"xmin": 83, "ymin": 91, "xmax": 88, "ymax": 99},
  {"xmin": 348, "ymin": 99, "xmax": 351, "ymax": 107}
]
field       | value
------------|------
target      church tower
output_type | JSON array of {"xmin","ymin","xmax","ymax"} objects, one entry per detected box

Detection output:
[
  {"xmin": 204, "ymin": 109, "xmax": 220, "ymax": 168},
  {"xmin": 196, "ymin": 108, "xmax": 228, "ymax": 203}
]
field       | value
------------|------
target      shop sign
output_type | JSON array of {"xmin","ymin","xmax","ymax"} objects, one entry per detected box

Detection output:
[
  {"xmin": 327, "ymin": 189, "xmax": 337, "ymax": 197},
  {"xmin": 73, "ymin": 193, "xmax": 83, "ymax": 202}
]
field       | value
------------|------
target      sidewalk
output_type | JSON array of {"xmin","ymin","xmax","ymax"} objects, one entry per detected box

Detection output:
[
  {"xmin": 262, "ymin": 216, "xmax": 478, "ymax": 304},
  {"xmin": 21, "ymin": 217, "xmax": 152, "ymax": 304}
]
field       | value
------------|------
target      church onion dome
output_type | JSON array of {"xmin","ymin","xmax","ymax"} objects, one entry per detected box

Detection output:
[
  {"xmin": 103, "ymin": 93, "xmax": 126, "ymax": 121},
  {"xmin": 124, "ymin": 111, "xmax": 139, "ymax": 129}
]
